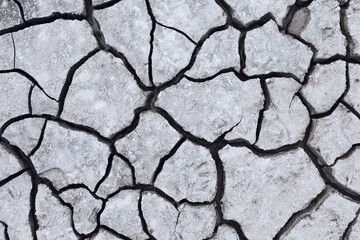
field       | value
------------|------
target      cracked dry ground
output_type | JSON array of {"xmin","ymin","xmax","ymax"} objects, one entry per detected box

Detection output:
[{"xmin": 2, "ymin": 0, "xmax": 360, "ymax": 240}]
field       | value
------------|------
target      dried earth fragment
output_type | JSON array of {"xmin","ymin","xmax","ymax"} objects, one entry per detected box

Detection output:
[
  {"xmin": 157, "ymin": 73, "xmax": 263, "ymax": 142},
  {"xmin": 0, "ymin": 72, "xmax": 31, "ymax": 127},
  {"xmin": 2, "ymin": 118, "xmax": 45, "ymax": 155},
  {"xmin": 175, "ymin": 203, "xmax": 216, "ymax": 240},
  {"xmin": 60, "ymin": 188, "xmax": 102, "ymax": 235},
  {"xmin": 115, "ymin": 111, "xmax": 180, "ymax": 184},
  {"xmin": 333, "ymin": 148, "xmax": 360, "ymax": 193},
  {"xmin": 0, "ymin": 34, "xmax": 14, "ymax": 69},
  {"xmin": 244, "ymin": 20, "xmax": 312, "ymax": 81},
  {"xmin": 219, "ymin": 146, "xmax": 324, "ymax": 240},
  {"xmin": 101, "ymin": 190, "xmax": 147, "ymax": 239},
  {"xmin": 155, "ymin": 140, "xmax": 216, "ymax": 202},
  {"xmin": 19, "ymin": 0, "xmax": 83, "ymax": 19},
  {"xmin": 32, "ymin": 121, "xmax": 109, "ymax": 190},
  {"xmin": 13, "ymin": 19, "xmax": 97, "ymax": 98},
  {"xmin": 152, "ymin": 25, "xmax": 194, "ymax": 86},
  {"xmin": 256, "ymin": 78, "xmax": 309, "ymax": 150},
  {"xmin": 301, "ymin": 61, "xmax": 347, "ymax": 114},
  {"xmin": 94, "ymin": 0, "xmax": 152, "ymax": 86},
  {"xmin": 61, "ymin": 51, "xmax": 147, "ymax": 137},
  {"xmin": 141, "ymin": 192, "xmax": 178, "ymax": 240},
  {"xmin": 0, "ymin": 144, "xmax": 23, "ymax": 181},
  {"xmin": 346, "ymin": 0, "xmax": 360, "ymax": 56},
  {"xmin": 36, "ymin": 184, "xmax": 77, "ymax": 240},
  {"xmin": 0, "ymin": 173, "xmax": 32, "ymax": 240},
  {"xmin": 0, "ymin": 0, "xmax": 22, "ymax": 30},
  {"xmin": 309, "ymin": 103, "xmax": 360, "ymax": 165},
  {"xmin": 225, "ymin": 0, "xmax": 295, "ymax": 26},
  {"xmin": 283, "ymin": 192, "xmax": 359, "ymax": 239},
  {"xmin": 291, "ymin": 0, "xmax": 346, "ymax": 58},
  {"xmin": 344, "ymin": 63, "xmax": 360, "ymax": 114},
  {"xmin": 150, "ymin": 0, "xmax": 227, "ymax": 41},
  {"xmin": 95, "ymin": 155, "xmax": 133, "ymax": 198},
  {"xmin": 211, "ymin": 225, "xmax": 239, "ymax": 240},
  {"xmin": 186, "ymin": 27, "xmax": 240, "ymax": 79}
]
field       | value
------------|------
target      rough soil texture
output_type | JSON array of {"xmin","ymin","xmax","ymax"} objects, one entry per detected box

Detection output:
[{"xmin": 1, "ymin": 0, "xmax": 360, "ymax": 239}]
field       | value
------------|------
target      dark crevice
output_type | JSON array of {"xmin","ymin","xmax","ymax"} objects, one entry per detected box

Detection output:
[
  {"xmin": 330, "ymin": 143, "xmax": 360, "ymax": 167},
  {"xmin": 107, "ymin": 184, "xmax": 178, "ymax": 209},
  {"xmin": 12, "ymin": 0, "xmax": 26, "ymax": 23},
  {"xmin": 0, "ymin": 168, "xmax": 28, "ymax": 188},
  {"xmin": 93, "ymin": 0, "xmax": 123, "ymax": 10},
  {"xmin": 139, "ymin": 191, "xmax": 156, "ymax": 240},
  {"xmin": 341, "ymin": 207, "xmax": 360, "ymax": 239},
  {"xmin": 10, "ymin": 32, "xmax": 16, "ymax": 68},
  {"xmin": 341, "ymin": 100, "xmax": 360, "ymax": 120},
  {"xmin": 0, "ymin": 13, "xmax": 87, "ymax": 36},
  {"xmin": 156, "ymin": 22, "xmax": 197, "ymax": 45},
  {"xmin": 27, "ymin": 84, "xmax": 34, "ymax": 114},
  {"xmin": 151, "ymin": 137, "xmax": 186, "ymax": 184},
  {"xmin": 145, "ymin": 0, "xmax": 156, "ymax": 87},
  {"xmin": 303, "ymin": 144, "xmax": 360, "ymax": 202},
  {"xmin": 27, "ymin": 120, "xmax": 47, "ymax": 158},
  {"xmin": 0, "ymin": 68, "xmax": 58, "ymax": 102},
  {"xmin": 57, "ymin": 48, "xmax": 100, "ymax": 117},
  {"xmin": 157, "ymin": 24, "xmax": 229, "ymax": 92},
  {"xmin": 94, "ymin": 152, "xmax": 116, "ymax": 194},
  {"xmin": 0, "ymin": 221, "xmax": 10, "ymax": 240},
  {"xmin": 98, "ymin": 225, "xmax": 131, "ymax": 239},
  {"xmin": 239, "ymin": 32, "xmax": 246, "ymax": 71},
  {"xmin": 222, "ymin": 219, "xmax": 249, "ymax": 240},
  {"xmin": 254, "ymin": 78, "xmax": 271, "ymax": 144},
  {"xmin": 109, "ymin": 107, "xmax": 147, "ymax": 143},
  {"xmin": 273, "ymin": 187, "xmax": 329, "ymax": 239},
  {"xmin": 0, "ymin": 114, "xmax": 111, "ymax": 145},
  {"xmin": 113, "ymin": 151, "xmax": 137, "ymax": 185},
  {"xmin": 29, "ymin": 176, "xmax": 39, "ymax": 240},
  {"xmin": 310, "ymin": 63, "xmax": 350, "ymax": 119}
]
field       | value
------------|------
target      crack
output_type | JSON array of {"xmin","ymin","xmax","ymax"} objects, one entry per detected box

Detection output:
[
  {"xmin": 139, "ymin": 190, "xmax": 156, "ymax": 239},
  {"xmin": 0, "ymin": 114, "xmax": 111, "ymax": 145},
  {"xmin": 330, "ymin": 143, "xmax": 360, "ymax": 167},
  {"xmin": 29, "ymin": 176, "xmax": 39, "ymax": 240},
  {"xmin": 222, "ymin": 219, "xmax": 249, "ymax": 240},
  {"xmin": 94, "ymin": 152, "xmax": 116, "ymax": 194},
  {"xmin": 239, "ymin": 32, "xmax": 246, "ymax": 71},
  {"xmin": 145, "ymin": 0, "xmax": 156, "ymax": 87},
  {"xmin": 92, "ymin": 0, "xmax": 123, "ymax": 10},
  {"xmin": 0, "ymin": 168, "xmax": 28, "ymax": 188},
  {"xmin": 0, "ymin": 13, "xmax": 87, "ymax": 36},
  {"xmin": 341, "ymin": 207, "xmax": 360, "ymax": 239},
  {"xmin": 310, "ymin": 63, "xmax": 350, "ymax": 119},
  {"xmin": 27, "ymin": 120, "xmax": 47, "ymax": 158},
  {"xmin": 0, "ymin": 69, "xmax": 58, "ymax": 102},
  {"xmin": 0, "ymin": 221, "xmax": 10, "ymax": 240},
  {"xmin": 254, "ymin": 78, "xmax": 270, "ymax": 144},
  {"xmin": 83, "ymin": 0, "xmax": 153, "ymax": 91},
  {"xmin": 157, "ymin": 24, "xmax": 229, "ymax": 91},
  {"xmin": 27, "ymin": 84, "xmax": 34, "ymax": 114},
  {"xmin": 10, "ymin": 32, "xmax": 16, "ymax": 68},
  {"xmin": 57, "ymin": 48, "xmax": 100, "ymax": 117},
  {"xmin": 273, "ymin": 187, "xmax": 329, "ymax": 239},
  {"xmin": 151, "ymin": 136, "xmax": 186, "ymax": 184},
  {"xmin": 12, "ymin": 0, "xmax": 26, "ymax": 23},
  {"xmin": 97, "ymin": 225, "xmax": 132, "ymax": 239},
  {"xmin": 156, "ymin": 22, "xmax": 197, "ymax": 45}
]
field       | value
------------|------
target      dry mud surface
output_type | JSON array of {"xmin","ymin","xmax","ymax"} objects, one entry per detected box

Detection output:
[{"xmin": 1, "ymin": 0, "xmax": 360, "ymax": 239}]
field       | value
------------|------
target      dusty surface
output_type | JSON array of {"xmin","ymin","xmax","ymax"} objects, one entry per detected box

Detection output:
[{"xmin": 1, "ymin": 0, "xmax": 360, "ymax": 239}]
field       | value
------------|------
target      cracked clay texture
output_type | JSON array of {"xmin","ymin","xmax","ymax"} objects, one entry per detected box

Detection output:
[{"xmin": 2, "ymin": 0, "xmax": 360, "ymax": 239}]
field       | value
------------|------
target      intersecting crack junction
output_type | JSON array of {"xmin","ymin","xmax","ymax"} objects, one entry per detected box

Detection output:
[{"xmin": 1, "ymin": 0, "xmax": 360, "ymax": 239}]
